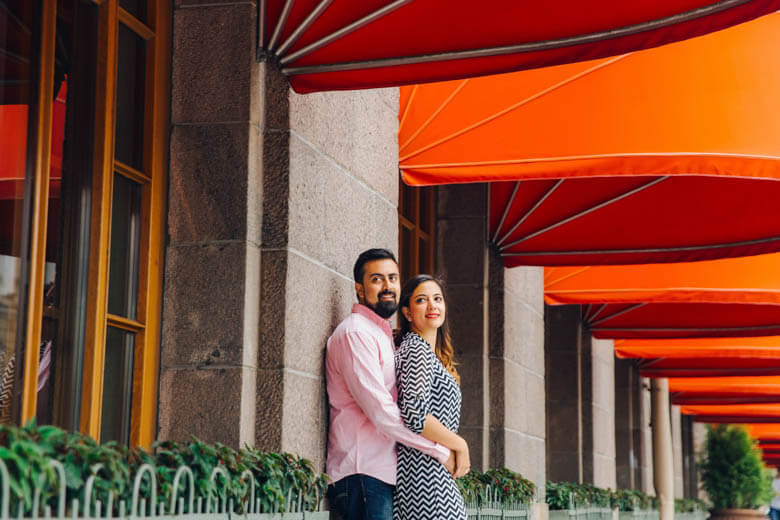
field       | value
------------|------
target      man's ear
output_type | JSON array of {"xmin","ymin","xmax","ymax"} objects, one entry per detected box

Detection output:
[{"xmin": 355, "ymin": 282, "xmax": 364, "ymax": 301}]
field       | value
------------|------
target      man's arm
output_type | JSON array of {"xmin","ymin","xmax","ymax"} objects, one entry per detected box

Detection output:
[{"xmin": 336, "ymin": 330, "xmax": 450, "ymax": 464}]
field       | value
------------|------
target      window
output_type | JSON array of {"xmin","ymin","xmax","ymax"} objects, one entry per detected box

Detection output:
[
  {"xmin": 0, "ymin": 0, "xmax": 169, "ymax": 448},
  {"xmin": 398, "ymin": 182, "xmax": 435, "ymax": 283}
]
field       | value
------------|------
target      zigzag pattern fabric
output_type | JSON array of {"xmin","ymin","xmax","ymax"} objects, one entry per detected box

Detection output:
[{"xmin": 394, "ymin": 332, "xmax": 466, "ymax": 520}]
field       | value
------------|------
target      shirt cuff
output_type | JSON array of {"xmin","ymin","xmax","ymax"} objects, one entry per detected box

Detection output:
[{"xmin": 431, "ymin": 442, "xmax": 450, "ymax": 465}]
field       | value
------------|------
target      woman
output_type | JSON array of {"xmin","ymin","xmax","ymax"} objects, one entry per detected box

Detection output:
[{"xmin": 393, "ymin": 274, "xmax": 469, "ymax": 520}]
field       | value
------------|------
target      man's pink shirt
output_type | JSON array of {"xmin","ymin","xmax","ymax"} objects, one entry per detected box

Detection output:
[{"xmin": 325, "ymin": 303, "xmax": 450, "ymax": 485}]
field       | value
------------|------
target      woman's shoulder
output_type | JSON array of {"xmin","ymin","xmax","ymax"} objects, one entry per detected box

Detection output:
[{"xmin": 397, "ymin": 332, "xmax": 433, "ymax": 357}]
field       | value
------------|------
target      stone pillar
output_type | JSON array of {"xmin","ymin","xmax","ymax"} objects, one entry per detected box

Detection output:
[
  {"xmin": 436, "ymin": 184, "xmax": 546, "ymax": 489},
  {"xmin": 161, "ymin": 1, "xmax": 402, "ymax": 473},
  {"xmin": 590, "ymin": 338, "xmax": 616, "ymax": 489},
  {"xmin": 615, "ymin": 358, "xmax": 645, "ymax": 490},
  {"xmin": 160, "ymin": 1, "xmax": 263, "ymax": 447},
  {"xmin": 652, "ymin": 378, "xmax": 675, "ymax": 520},
  {"xmin": 672, "ymin": 405, "xmax": 684, "ymax": 498},
  {"xmin": 489, "ymin": 261, "xmax": 546, "ymax": 489},
  {"xmin": 640, "ymin": 376, "xmax": 655, "ymax": 493},
  {"xmin": 693, "ymin": 422, "xmax": 708, "ymax": 500},
  {"xmin": 436, "ymin": 183, "xmax": 490, "ymax": 470},
  {"xmin": 258, "ymin": 83, "xmax": 401, "ymax": 467},
  {"xmin": 545, "ymin": 306, "xmax": 616, "ymax": 487},
  {"xmin": 681, "ymin": 414, "xmax": 698, "ymax": 498},
  {"xmin": 545, "ymin": 305, "xmax": 585, "ymax": 483}
]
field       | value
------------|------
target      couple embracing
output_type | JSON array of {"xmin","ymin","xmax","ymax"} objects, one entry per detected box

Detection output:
[{"xmin": 325, "ymin": 248, "xmax": 470, "ymax": 520}]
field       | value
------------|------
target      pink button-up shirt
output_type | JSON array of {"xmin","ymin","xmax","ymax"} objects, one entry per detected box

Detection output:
[{"xmin": 325, "ymin": 304, "xmax": 450, "ymax": 485}]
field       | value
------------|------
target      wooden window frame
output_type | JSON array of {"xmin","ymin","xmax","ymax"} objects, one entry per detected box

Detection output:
[
  {"xmin": 18, "ymin": 0, "xmax": 170, "ymax": 448},
  {"xmin": 398, "ymin": 183, "xmax": 436, "ymax": 282}
]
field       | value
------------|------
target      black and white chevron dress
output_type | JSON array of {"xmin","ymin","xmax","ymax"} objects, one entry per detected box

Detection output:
[{"xmin": 394, "ymin": 331, "xmax": 466, "ymax": 520}]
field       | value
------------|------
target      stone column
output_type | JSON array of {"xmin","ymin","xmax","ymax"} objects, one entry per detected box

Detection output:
[
  {"xmin": 652, "ymin": 378, "xmax": 675, "ymax": 520},
  {"xmin": 615, "ymin": 358, "xmax": 644, "ymax": 490},
  {"xmin": 640, "ymin": 376, "xmax": 655, "ymax": 493},
  {"xmin": 681, "ymin": 414, "xmax": 698, "ymax": 498},
  {"xmin": 545, "ymin": 305, "xmax": 585, "ymax": 483},
  {"xmin": 436, "ymin": 184, "xmax": 546, "ymax": 489},
  {"xmin": 161, "ymin": 1, "xmax": 402, "ymax": 473},
  {"xmin": 590, "ymin": 337, "xmax": 616, "ymax": 489},
  {"xmin": 436, "ymin": 183, "xmax": 490, "ymax": 470},
  {"xmin": 488, "ymin": 261, "xmax": 546, "ymax": 489},
  {"xmin": 545, "ymin": 306, "xmax": 617, "ymax": 487},
  {"xmin": 257, "ymin": 82, "xmax": 401, "ymax": 468},
  {"xmin": 159, "ymin": 1, "xmax": 263, "ymax": 447},
  {"xmin": 672, "ymin": 405, "xmax": 684, "ymax": 498}
]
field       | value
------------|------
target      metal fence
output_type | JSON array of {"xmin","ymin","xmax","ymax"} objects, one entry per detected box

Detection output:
[
  {"xmin": 464, "ymin": 486, "xmax": 534, "ymax": 520},
  {"xmin": 0, "ymin": 459, "xmax": 328, "ymax": 520}
]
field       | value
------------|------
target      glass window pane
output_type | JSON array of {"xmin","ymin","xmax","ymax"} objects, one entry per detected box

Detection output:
[
  {"xmin": 114, "ymin": 23, "xmax": 146, "ymax": 171},
  {"xmin": 400, "ymin": 225, "xmax": 414, "ymax": 285},
  {"xmin": 401, "ymin": 183, "xmax": 416, "ymax": 221},
  {"xmin": 107, "ymin": 174, "xmax": 141, "ymax": 318},
  {"xmin": 0, "ymin": 0, "xmax": 39, "ymax": 425},
  {"xmin": 418, "ymin": 237, "xmax": 431, "ymax": 275},
  {"xmin": 100, "ymin": 326, "xmax": 135, "ymax": 444},
  {"xmin": 419, "ymin": 187, "xmax": 434, "ymax": 234},
  {"xmin": 119, "ymin": 0, "xmax": 146, "ymax": 24}
]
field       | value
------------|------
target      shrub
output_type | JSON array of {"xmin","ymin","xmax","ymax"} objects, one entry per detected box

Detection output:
[
  {"xmin": 611, "ymin": 488, "xmax": 657, "ymax": 511},
  {"xmin": 545, "ymin": 481, "xmax": 612, "ymax": 509},
  {"xmin": 698, "ymin": 424, "xmax": 770, "ymax": 509},
  {"xmin": 0, "ymin": 422, "xmax": 326, "ymax": 515},
  {"xmin": 457, "ymin": 468, "xmax": 535, "ymax": 505}
]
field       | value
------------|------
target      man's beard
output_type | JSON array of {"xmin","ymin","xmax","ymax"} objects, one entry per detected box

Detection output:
[{"xmin": 368, "ymin": 291, "xmax": 398, "ymax": 319}]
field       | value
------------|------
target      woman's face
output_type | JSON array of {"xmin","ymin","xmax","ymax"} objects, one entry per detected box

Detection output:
[{"xmin": 403, "ymin": 280, "xmax": 446, "ymax": 333}]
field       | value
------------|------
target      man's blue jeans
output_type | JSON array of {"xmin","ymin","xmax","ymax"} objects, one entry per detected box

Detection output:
[
  {"xmin": 770, "ymin": 508, "xmax": 780, "ymax": 520},
  {"xmin": 327, "ymin": 474, "xmax": 394, "ymax": 520}
]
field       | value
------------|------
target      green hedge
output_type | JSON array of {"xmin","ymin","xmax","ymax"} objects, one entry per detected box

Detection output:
[
  {"xmin": 0, "ymin": 422, "xmax": 326, "ymax": 515},
  {"xmin": 546, "ymin": 481, "xmax": 707, "ymax": 512},
  {"xmin": 457, "ymin": 468, "xmax": 535, "ymax": 505}
]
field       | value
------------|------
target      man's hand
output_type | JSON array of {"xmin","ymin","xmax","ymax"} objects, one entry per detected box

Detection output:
[
  {"xmin": 444, "ymin": 450, "xmax": 456, "ymax": 475},
  {"xmin": 453, "ymin": 444, "xmax": 471, "ymax": 479}
]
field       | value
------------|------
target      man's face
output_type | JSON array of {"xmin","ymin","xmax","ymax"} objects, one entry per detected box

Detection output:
[{"xmin": 356, "ymin": 258, "xmax": 401, "ymax": 319}]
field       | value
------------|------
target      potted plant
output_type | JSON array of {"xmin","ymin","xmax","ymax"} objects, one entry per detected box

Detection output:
[{"xmin": 699, "ymin": 424, "xmax": 772, "ymax": 520}]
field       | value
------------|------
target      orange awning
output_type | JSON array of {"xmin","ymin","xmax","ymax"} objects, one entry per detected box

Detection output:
[
  {"xmin": 670, "ymin": 376, "xmax": 780, "ymax": 405},
  {"xmin": 616, "ymin": 337, "xmax": 780, "ymax": 376},
  {"xmin": 682, "ymin": 404, "xmax": 780, "ymax": 422},
  {"xmin": 748, "ymin": 424, "xmax": 780, "ymax": 442},
  {"xmin": 399, "ymin": 11, "xmax": 780, "ymax": 266},
  {"xmin": 262, "ymin": 1, "xmax": 780, "ymax": 93},
  {"xmin": 544, "ymin": 254, "xmax": 780, "ymax": 339}
]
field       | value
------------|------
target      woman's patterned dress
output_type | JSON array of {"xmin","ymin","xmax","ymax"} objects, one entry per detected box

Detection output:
[{"xmin": 393, "ymin": 331, "xmax": 467, "ymax": 520}]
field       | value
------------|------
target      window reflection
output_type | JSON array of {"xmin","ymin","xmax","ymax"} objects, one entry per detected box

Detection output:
[{"xmin": 0, "ymin": 0, "xmax": 37, "ymax": 425}]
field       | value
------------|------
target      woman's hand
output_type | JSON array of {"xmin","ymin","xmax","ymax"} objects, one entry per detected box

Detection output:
[{"xmin": 453, "ymin": 438, "xmax": 470, "ymax": 478}]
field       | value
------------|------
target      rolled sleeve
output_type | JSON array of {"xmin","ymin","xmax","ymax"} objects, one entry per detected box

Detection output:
[{"xmin": 396, "ymin": 342, "xmax": 433, "ymax": 434}]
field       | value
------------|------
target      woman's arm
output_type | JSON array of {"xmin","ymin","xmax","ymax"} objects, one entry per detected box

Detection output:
[{"xmin": 421, "ymin": 414, "xmax": 470, "ymax": 478}]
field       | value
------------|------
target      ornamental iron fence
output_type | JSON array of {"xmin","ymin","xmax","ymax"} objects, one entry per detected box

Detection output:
[{"xmin": 0, "ymin": 459, "xmax": 327, "ymax": 520}]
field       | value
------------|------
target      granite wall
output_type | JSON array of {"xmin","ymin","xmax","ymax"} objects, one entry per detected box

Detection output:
[{"xmin": 160, "ymin": 1, "xmax": 399, "ymax": 474}]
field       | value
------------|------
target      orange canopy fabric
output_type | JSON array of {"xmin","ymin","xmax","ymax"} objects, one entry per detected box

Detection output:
[
  {"xmin": 681, "ymin": 404, "xmax": 780, "ymax": 422},
  {"xmin": 399, "ymin": 11, "xmax": 780, "ymax": 266},
  {"xmin": 261, "ymin": 0, "xmax": 780, "ymax": 93},
  {"xmin": 670, "ymin": 376, "xmax": 780, "ymax": 405},
  {"xmin": 616, "ymin": 337, "xmax": 780, "ymax": 376},
  {"xmin": 544, "ymin": 254, "xmax": 780, "ymax": 339},
  {"xmin": 615, "ymin": 337, "xmax": 780, "ymax": 358},
  {"xmin": 749, "ymin": 424, "xmax": 780, "ymax": 441}
]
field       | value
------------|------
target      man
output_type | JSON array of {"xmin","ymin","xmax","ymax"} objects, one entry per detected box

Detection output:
[{"xmin": 325, "ymin": 248, "xmax": 454, "ymax": 520}]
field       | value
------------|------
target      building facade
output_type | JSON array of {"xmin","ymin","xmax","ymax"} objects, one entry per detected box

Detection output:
[{"xmin": 0, "ymin": 0, "xmax": 699, "ymax": 505}]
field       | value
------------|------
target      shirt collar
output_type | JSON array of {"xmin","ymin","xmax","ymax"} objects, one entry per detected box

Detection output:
[{"xmin": 353, "ymin": 303, "xmax": 393, "ymax": 337}]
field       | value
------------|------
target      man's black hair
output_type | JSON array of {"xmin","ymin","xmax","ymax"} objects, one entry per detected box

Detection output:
[{"xmin": 353, "ymin": 248, "xmax": 397, "ymax": 283}]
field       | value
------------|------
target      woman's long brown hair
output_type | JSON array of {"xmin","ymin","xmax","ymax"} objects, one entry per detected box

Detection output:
[{"xmin": 395, "ymin": 275, "xmax": 460, "ymax": 384}]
